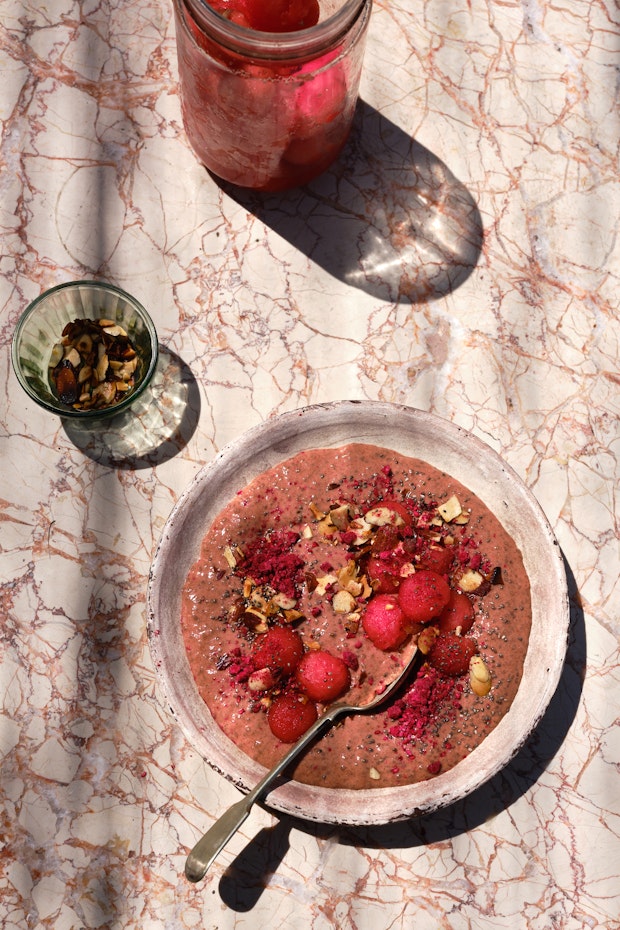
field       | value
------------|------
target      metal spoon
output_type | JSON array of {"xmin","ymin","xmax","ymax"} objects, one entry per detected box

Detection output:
[{"xmin": 185, "ymin": 645, "xmax": 420, "ymax": 882}]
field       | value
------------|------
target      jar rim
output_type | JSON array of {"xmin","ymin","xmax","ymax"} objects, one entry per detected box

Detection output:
[{"xmin": 181, "ymin": 0, "xmax": 370, "ymax": 59}]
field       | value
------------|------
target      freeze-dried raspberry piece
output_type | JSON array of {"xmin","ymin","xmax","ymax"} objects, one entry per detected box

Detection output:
[
  {"xmin": 398, "ymin": 570, "xmax": 451, "ymax": 624},
  {"xmin": 267, "ymin": 692, "xmax": 318, "ymax": 742},
  {"xmin": 295, "ymin": 650, "xmax": 350, "ymax": 702},
  {"xmin": 362, "ymin": 594, "xmax": 408, "ymax": 651}
]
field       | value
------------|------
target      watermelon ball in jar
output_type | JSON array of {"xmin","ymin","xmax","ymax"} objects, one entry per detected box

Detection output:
[{"xmin": 173, "ymin": 0, "xmax": 372, "ymax": 191}]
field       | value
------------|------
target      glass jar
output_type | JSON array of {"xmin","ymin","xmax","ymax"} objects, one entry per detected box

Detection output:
[{"xmin": 173, "ymin": 0, "xmax": 372, "ymax": 191}]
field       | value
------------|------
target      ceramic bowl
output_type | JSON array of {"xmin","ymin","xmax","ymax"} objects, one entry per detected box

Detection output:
[
  {"xmin": 147, "ymin": 401, "xmax": 569, "ymax": 825},
  {"xmin": 11, "ymin": 280, "xmax": 158, "ymax": 420}
]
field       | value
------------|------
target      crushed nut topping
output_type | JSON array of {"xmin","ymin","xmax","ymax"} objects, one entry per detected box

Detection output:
[
  {"xmin": 457, "ymin": 569, "xmax": 485, "ymax": 593},
  {"xmin": 437, "ymin": 495, "xmax": 463, "ymax": 523},
  {"xmin": 49, "ymin": 317, "xmax": 142, "ymax": 411},
  {"xmin": 364, "ymin": 506, "xmax": 405, "ymax": 527}
]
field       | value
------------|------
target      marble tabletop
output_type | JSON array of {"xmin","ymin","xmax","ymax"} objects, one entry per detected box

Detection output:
[{"xmin": 1, "ymin": 0, "xmax": 618, "ymax": 927}]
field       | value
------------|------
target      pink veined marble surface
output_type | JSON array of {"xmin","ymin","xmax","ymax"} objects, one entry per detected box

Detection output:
[{"xmin": 0, "ymin": 0, "xmax": 618, "ymax": 926}]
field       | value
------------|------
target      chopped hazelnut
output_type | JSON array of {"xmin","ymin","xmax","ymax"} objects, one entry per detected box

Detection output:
[
  {"xmin": 337, "ymin": 560, "xmax": 359, "ymax": 592},
  {"xmin": 317, "ymin": 518, "xmax": 338, "ymax": 537},
  {"xmin": 314, "ymin": 573, "xmax": 338, "ymax": 596},
  {"xmin": 364, "ymin": 506, "xmax": 405, "ymax": 527},
  {"xmin": 417, "ymin": 626, "xmax": 439, "ymax": 654},
  {"xmin": 437, "ymin": 495, "xmax": 462, "ymax": 523},
  {"xmin": 348, "ymin": 518, "xmax": 373, "ymax": 545},
  {"xmin": 332, "ymin": 590, "xmax": 356, "ymax": 613},
  {"xmin": 329, "ymin": 503, "xmax": 352, "ymax": 530},
  {"xmin": 343, "ymin": 614, "xmax": 360, "ymax": 635},
  {"xmin": 248, "ymin": 668, "xmax": 277, "ymax": 692},
  {"xmin": 458, "ymin": 570, "xmax": 485, "ymax": 593},
  {"xmin": 469, "ymin": 655, "xmax": 492, "ymax": 696}
]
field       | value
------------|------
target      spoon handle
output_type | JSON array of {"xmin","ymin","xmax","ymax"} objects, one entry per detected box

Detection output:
[
  {"xmin": 184, "ymin": 794, "xmax": 253, "ymax": 882},
  {"xmin": 185, "ymin": 704, "xmax": 347, "ymax": 882}
]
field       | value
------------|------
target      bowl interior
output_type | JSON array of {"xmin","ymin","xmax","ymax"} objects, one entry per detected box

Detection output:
[
  {"xmin": 147, "ymin": 401, "xmax": 569, "ymax": 825},
  {"xmin": 12, "ymin": 281, "xmax": 158, "ymax": 418}
]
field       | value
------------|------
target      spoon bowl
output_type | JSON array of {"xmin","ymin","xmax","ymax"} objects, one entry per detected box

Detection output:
[{"xmin": 184, "ymin": 645, "xmax": 420, "ymax": 883}]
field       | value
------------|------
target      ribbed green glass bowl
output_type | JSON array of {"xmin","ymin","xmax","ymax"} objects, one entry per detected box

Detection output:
[{"xmin": 11, "ymin": 280, "xmax": 159, "ymax": 420}]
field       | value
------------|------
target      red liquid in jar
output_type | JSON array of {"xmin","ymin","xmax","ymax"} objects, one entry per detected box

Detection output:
[{"xmin": 174, "ymin": 0, "xmax": 371, "ymax": 191}]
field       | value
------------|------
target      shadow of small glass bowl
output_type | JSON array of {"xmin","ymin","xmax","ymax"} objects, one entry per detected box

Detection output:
[{"xmin": 11, "ymin": 280, "xmax": 159, "ymax": 420}]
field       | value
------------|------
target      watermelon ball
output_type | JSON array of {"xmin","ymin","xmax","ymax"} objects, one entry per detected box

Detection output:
[
  {"xmin": 252, "ymin": 626, "xmax": 304, "ymax": 675},
  {"xmin": 362, "ymin": 594, "xmax": 409, "ymax": 651},
  {"xmin": 418, "ymin": 544, "xmax": 454, "ymax": 575},
  {"xmin": 244, "ymin": 0, "xmax": 320, "ymax": 32},
  {"xmin": 370, "ymin": 525, "xmax": 401, "ymax": 553},
  {"xmin": 397, "ymin": 570, "xmax": 451, "ymax": 624},
  {"xmin": 295, "ymin": 650, "xmax": 351, "ymax": 703},
  {"xmin": 267, "ymin": 692, "xmax": 318, "ymax": 742},
  {"xmin": 365, "ymin": 526, "xmax": 404, "ymax": 593},
  {"xmin": 376, "ymin": 499, "xmax": 414, "ymax": 527},
  {"xmin": 436, "ymin": 589, "xmax": 475, "ymax": 635},
  {"xmin": 208, "ymin": 0, "xmax": 253, "ymax": 26},
  {"xmin": 366, "ymin": 555, "xmax": 403, "ymax": 594},
  {"xmin": 428, "ymin": 632, "xmax": 477, "ymax": 677}
]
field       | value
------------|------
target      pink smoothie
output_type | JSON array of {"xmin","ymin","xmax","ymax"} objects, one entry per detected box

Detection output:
[{"xmin": 181, "ymin": 444, "xmax": 531, "ymax": 790}]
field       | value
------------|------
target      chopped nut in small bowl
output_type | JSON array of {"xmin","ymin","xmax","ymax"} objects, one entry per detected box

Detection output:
[{"xmin": 11, "ymin": 280, "xmax": 158, "ymax": 420}]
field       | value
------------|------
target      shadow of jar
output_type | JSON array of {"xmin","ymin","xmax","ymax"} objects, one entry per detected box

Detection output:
[{"xmin": 218, "ymin": 98, "xmax": 484, "ymax": 304}]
